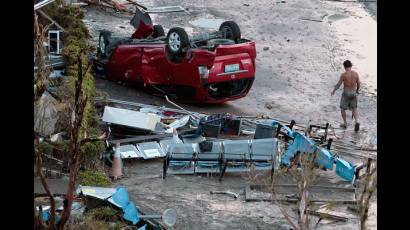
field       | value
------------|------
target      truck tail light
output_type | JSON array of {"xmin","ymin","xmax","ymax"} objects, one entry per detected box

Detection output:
[{"xmin": 198, "ymin": 66, "xmax": 209, "ymax": 79}]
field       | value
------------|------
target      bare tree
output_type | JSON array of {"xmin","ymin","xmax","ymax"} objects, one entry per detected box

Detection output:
[
  {"xmin": 58, "ymin": 53, "xmax": 106, "ymax": 229},
  {"xmin": 271, "ymin": 150, "xmax": 318, "ymax": 230},
  {"xmin": 34, "ymin": 3, "xmax": 106, "ymax": 229},
  {"xmin": 34, "ymin": 39, "xmax": 105, "ymax": 229},
  {"xmin": 356, "ymin": 159, "xmax": 377, "ymax": 230}
]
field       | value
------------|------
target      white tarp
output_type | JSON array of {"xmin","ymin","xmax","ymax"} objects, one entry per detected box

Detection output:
[
  {"xmin": 34, "ymin": 92, "xmax": 59, "ymax": 136},
  {"xmin": 165, "ymin": 115, "xmax": 191, "ymax": 133},
  {"xmin": 102, "ymin": 106, "xmax": 161, "ymax": 131}
]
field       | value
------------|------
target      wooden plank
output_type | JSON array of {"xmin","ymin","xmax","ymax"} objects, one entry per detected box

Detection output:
[
  {"xmin": 294, "ymin": 209, "xmax": 348, "ymax": 222},
  {"xmin": 37, "ymin": 10, "xmax": 65, "ymax": 32},
  {"xmin": 250, "ymin": 184, "xmax": 355, "ymax": 192},
  {"xmin": 245, "ymin": 185, "xmax": 356, "ymax": 204},
  {"xmin": 109, "ymin": 133, "xmax": 173, "ymax": 145}
]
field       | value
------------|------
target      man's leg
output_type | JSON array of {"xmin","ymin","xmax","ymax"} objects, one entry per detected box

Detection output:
[
  {"xmin": 341, "ymin": 109, "xmax": 347, "ymax": 128},
  {"xmin": 352, "ymin": 94, "xmax": 359, "ymax": 131},
  {"xmin": 352, "ymin": 109, "xmax": 358, "ymax": 123},
  {"xmin": 340, "ymin": 94, "xmax": 348, "ymax": 128},
  {"xmin": 353, "ymin": 108, "xmax": 360, "ymax": 131}
]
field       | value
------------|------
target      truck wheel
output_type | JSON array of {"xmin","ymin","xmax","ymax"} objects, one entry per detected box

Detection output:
[
  {"xmin": 152, "ymin": 25, "xmax": 165, "ymax": 38},
  {"xmin": 99, "ymin": 30, "xmax": 111, "ymax": 59},
  {"xmin": 219, "ymin": 21, "xmax": 241, "ymax": 43},
  {"xmin": 166, "ymin": 27, "xmax": 190, "ymax": 62}
]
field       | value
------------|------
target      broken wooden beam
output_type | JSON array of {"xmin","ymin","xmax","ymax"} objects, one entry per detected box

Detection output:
[
  {"xmin": 245, "ymin": 185, "xmax": 357, "ymax": 204},
  {"xmin": 300, "ymin": 18, "xmax": 323, "ymax": 23},
  {"xmin": 294, "ymin": 208, "xmax": 348, "ymax": 222},
  {"xmin": 250, "ymin": 184, "xmax": 355, "ymax": 192},
  {"xmin": 125, "ymin": 0, "xmax": 147, "ymax": 10},
  {"xmin": 109, "ymin": 133, "xmax": 173, "ymax": 145},
  {"xmin": 37, "ymin": 10, "xmax": 65, "ymax": 32}
]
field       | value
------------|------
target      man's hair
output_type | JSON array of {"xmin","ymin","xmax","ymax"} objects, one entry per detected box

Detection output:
[{"xmin": 343, "ymin": 60, "xmax": 352, "ymax": 68}]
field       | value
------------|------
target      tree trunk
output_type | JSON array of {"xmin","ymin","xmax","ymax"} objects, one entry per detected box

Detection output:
[
  {"xmin": 298, "ymin": 180, "xmax": 309, "ymax": 230},
  {"xmin": 34, "ymin": 133, "xmax": 57, "ymax": 229},
  {"xmin": 58, "ymin": 54, "xmax": 87, "ymax": 230},
  {"xmin": 34, "ymin": 206, "xmax": 39, "ymax": 229},
  {"xmin": 358, "ymin": 159, "xmax": 376, "ymax": 230},
  {"xmin": 58, "ymin": 154, "xmax": 81, "ymax": 229}
]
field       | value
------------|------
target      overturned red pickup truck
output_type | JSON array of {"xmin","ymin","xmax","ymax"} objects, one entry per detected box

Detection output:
[{"xmin": 93, "ymin": 8, "xmax": 256, "ymax": 103}]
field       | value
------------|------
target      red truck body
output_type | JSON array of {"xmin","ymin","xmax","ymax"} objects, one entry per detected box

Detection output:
[{"xmin": 102, "ymin": 40, "xmax": 256, "ymax": 103}]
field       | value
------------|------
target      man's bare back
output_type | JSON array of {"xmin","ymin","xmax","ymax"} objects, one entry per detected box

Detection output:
[{"xmin": 340, "ymin": 70, "xmax": 360, "ymax": 91}]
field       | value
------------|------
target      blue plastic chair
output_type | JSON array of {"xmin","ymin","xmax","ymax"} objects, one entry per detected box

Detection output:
[
  {"xmin": 111, "ymin": 186, "xmax": 130, "ymax": 209},
  {"xmin": 316, "ymin": 148, "xmax": 334, "ymax": 170},
  {"xmin": 123, "ymin": 201, "xmax": 139, "ymax": 225},
  {"xmin": 335, "ymin": 158, "xmax": 355, "ymax": 182}
]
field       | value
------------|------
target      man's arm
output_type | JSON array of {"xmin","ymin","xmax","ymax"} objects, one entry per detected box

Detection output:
[
  {"xmin": 356, "ymin": 73, "xmax": 360, "ymax": 93},
  {"xmin": 331, "ymin": 75, "xmax": 344, "ymax": 96}
]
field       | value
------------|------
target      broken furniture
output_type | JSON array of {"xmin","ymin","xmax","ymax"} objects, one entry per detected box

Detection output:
[
  {"xmin": 196, "ymin": 141, "xmax": 222, "ymax": 174},
  {"xmin": 306, "ymin": 122, "xmax": 330, "ymax": 144},
  {"xmin": 198, "ymin": 113, "xmax": 242, "ymax": 138},
  {"xmin": 162, "ymin": 138, "xmax": 278, "ymax": 180},
  {"xmin": 253, "ymin": 119, "xmax": 296, "ymax": 140},
  {"xmin": 163, "ymin": 143, "xmax": 197, "ymax": 176},
  {"xmin": 280, "ymin": 128, "xmax": 363, "ymax": 184}
]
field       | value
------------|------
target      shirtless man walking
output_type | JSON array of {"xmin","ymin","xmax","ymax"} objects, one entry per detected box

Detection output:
[{"xmin": 331, "ymin": 60, "xmax": 361, "ymax": 131}]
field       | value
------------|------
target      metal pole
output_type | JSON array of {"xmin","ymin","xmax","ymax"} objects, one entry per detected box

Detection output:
[{"xmin": 139, "ymin": 214, "xmax": 162, "ymax": 219}]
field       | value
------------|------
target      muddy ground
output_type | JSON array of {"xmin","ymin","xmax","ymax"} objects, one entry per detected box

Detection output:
[{"xmin": 81, "ymin": 0, "xmax": 377, "ymax": 229}]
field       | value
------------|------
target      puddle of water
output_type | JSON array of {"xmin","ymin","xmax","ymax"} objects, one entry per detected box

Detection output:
[
  {"xmin": 327, "ymin": 13, "xmax": 349, "ymax": 23},
  {"xmin": 190, "ymin": 18, "xmax": 225, "ymax": 30}
]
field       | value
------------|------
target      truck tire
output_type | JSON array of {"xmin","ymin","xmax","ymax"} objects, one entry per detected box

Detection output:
[
  {"xmin": 219, "ymin": 21, "xmax": 241, "ymax": 43},
  {"xmin": 99, "ymin": 30, "xmax": 112, "ymax": 59},
  {"xmin": 152, "ymin": 25, "xmax": 165, "ymax": 38},
  {"xmin": 166, "ymin": 27, "xmax": 190, "ymax": 62}
]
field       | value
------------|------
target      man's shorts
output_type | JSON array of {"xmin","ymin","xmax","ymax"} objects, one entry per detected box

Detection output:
[{"xmin": 340, "ymin": 91, "xmax": 357, "ymax": 110}]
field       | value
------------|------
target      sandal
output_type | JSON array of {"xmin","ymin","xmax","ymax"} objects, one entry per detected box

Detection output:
[
  {"xmin": 340, "ymin": 123, "xmax": 347, "ymax": 129},
  {"xmin": 354, "ymin": 122, "xmax": 360, "ymax": 132}
]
